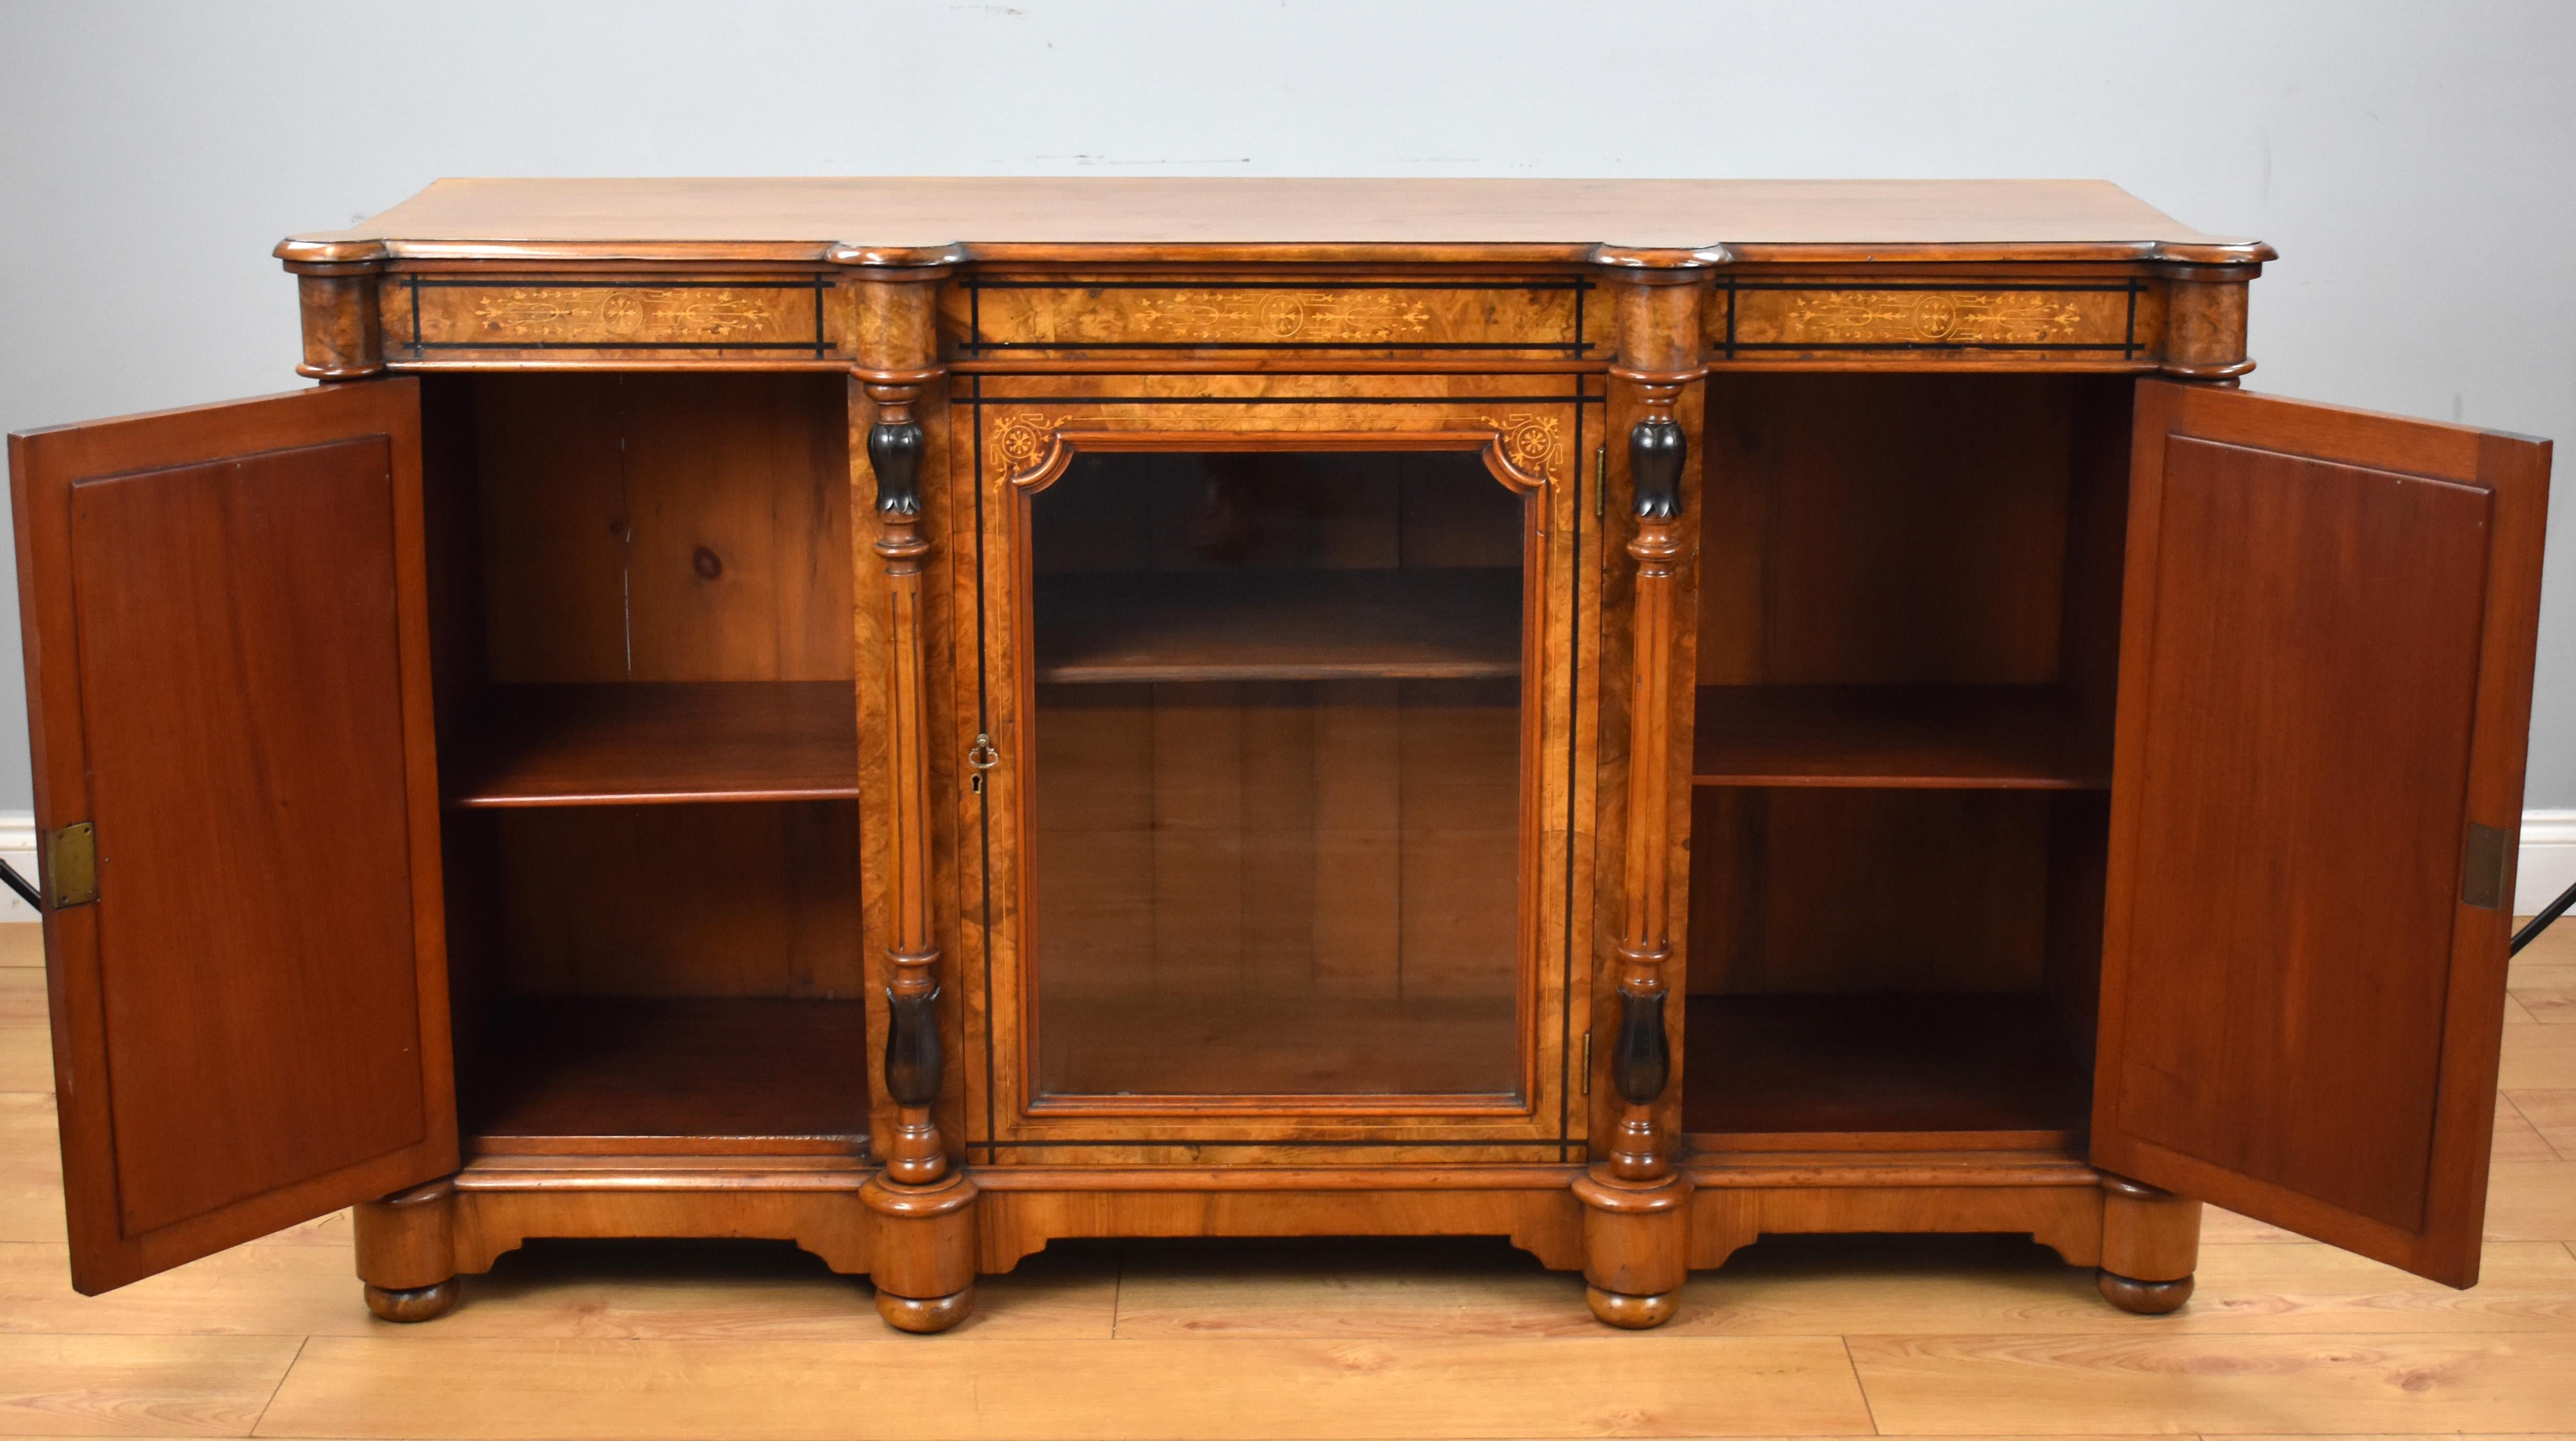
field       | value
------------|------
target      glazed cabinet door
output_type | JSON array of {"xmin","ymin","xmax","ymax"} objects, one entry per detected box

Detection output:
[
  {"xmin": 2092, "ymin": 379, "xmax": 2550, "ymax": 1285},
  {"xmin": 956, "ymin": 383, "xmax": 1599, "ymax": 1157},
  {"xmin": 8, "ymin": 381, "xmax": 456, "ymax": 1292}
]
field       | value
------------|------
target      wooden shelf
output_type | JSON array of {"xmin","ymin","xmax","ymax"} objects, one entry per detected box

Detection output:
[
  {"xmin": 1034, "ymin": 567, "xmax": 1521, "ymax": 683},
  {"xmin": 468, "ymin": 997, "xmax": 869, "ymax": 1156},
  {"xmin": 1692, "ymin": 684, "xmax": 2106, "ymax": 790},
  {"xmin": 446, "ymin": 682, "xmax": 858, "ymax": 808},
  {"xmin": 1681, "ymin": 993, "xmax": 2088, "ymax": 1150}
]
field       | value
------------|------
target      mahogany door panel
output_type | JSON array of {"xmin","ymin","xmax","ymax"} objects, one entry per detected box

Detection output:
[
  {"xmin": 8, "ymin": 381, "xmax": 456, "ymax": 1292},
  {"xmin": 2093, "ymin": 379, "xmax": 2549, "ymax": 1285}
]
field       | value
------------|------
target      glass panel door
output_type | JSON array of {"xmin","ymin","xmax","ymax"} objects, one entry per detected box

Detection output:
[{"xmin": 1024, "ymin": 450, "xmax": 1530, "ymax": 1100}]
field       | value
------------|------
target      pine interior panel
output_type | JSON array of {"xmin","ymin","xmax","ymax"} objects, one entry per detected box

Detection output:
[
  {"xmin": 1687, "ymin": 787, "xmax": 2057, "ymax": 995},
  {"xmin": 1032, "ymin": 680, "xmax": 1522, "ymax": 1097},
  {"xmin": 1691, "ymin": 683, "xmax": 2105, "ymax": 789},
  {"xmin": 1034, "ymin": 568, "xmax": 1521, "ymax": 683},
  {"xmin": 1041, "ymin": 991, "xmax": 1521, "ymax": 1099},
  {"xmin": 445, "ymin": 682, "xmax": 859, "ymax": 807},
  {"xmin": 470, "ymin": 372, "xmax": 852, "ymax": 684},
  {"xmin": 468, "ymin": 997, "xmax": 868, "ymax": 1155},
  {"xmin": 486, "ymin": 802, "xmax": 865, "ymax": 999},
  {"xmin": 1682, "ymin": 993, "xmax": 2087, "ymax": 1148},
  {"xmin": 1697, "ymin": 373, "xmax": 2079, "ymax": 690}
]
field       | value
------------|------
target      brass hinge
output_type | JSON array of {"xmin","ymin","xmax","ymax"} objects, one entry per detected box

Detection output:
[
  {"xmin": 1593, "ymin": 444, "xmax": 1607, "ymax": 519},
  {"xmin": 1581, "ymin": 1031, "xmax": 1592, "ymax": 1094},
  {"xmin": 2462, "ymin": 821, "xmax": 2511, "ymax": 910},
  {"xmin": 42, "ymin": 822, "xmax": 97, "ymax": 909}
]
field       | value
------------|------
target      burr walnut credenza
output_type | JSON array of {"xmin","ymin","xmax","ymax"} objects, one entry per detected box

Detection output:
[{"xmin": 5, "ymin": 179, "xmax": 2553, "ymax": 1330}]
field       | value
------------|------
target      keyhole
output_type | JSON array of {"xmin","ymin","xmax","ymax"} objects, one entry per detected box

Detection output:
[{"xmin": 692, "ymin": 545, "xmax": 723, "ymax": 580}]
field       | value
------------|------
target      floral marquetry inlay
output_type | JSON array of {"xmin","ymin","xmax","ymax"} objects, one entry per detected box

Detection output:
[
  {"xmin": 1724, "ymin": 285, "xmax": 2135, "ymax": 357},
  {"xmin": 471, "ymin": 289, "xmax": 782, "ymax": 340},
  {"xmin": 958, "ymin": 282, "xmax": 1587, "ymax": 353},
  {"xmin": 398, "ymin": 280, "xmax": 824, "ymax": 351},
  {"xmin": 1129, "ymin": 291, "xmax": 1435, "ymax": 344},
  {"xmin": 1786, "ymin": 291, "xmax": 2085, "ymax": 345},
  {"xmin": 992, "ymin": 414, "xmax": 1073, "ymax": 479},
  {"xmin": 1480, "ymin": 413, "xmax": 1562, "ymax": 482}
]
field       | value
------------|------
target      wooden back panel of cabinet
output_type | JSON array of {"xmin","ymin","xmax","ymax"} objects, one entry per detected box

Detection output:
[
  {"xmin": 7, "ymin": 381, "xmax": 457, "ymax": 1291},
  {"xmin": 2093, "ymin": 380, "xmax": 2550, "ymax": 1286},
  {"xmin": 465, "ymin": 373, "xmax": 853, "ymax": 685}
]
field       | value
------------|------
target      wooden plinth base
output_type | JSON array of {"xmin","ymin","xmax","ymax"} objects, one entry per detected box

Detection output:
[
  {"xmin": 346, "ymin": 1153, "xmax": 2201, "ymax": 1325},
  {"xmin": 969, "ymin": 1165, "xmax": 1588, "ymax": 1273},
  {"xmin": 350, "ymin": 1156, "xmax": 879, "ymax": 1323},
  {"xmin": 1680, "ymin": 1151, "xmax": 2203, "ymax": 1317}
]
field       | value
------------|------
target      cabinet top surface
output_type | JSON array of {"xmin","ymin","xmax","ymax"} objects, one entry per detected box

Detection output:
[{"xmin": 281, "ymin": 177, "xmax": 2271, "ymax": 266}]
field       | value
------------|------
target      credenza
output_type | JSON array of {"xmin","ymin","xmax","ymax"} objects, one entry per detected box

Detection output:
[{"xmin": 6, "ymin": 178, "xmax": 2551, "ymax": 1330}]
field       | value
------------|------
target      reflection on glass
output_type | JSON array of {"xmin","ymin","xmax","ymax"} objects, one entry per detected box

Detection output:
[{"xmin": 1028, "ymin": 452, "xmax": 1527, "ymax": 1097}]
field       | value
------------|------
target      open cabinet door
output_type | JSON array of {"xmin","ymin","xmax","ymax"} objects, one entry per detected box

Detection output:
[
  {"xmin": 8, "ymin": 380, "xmax": 456, "ymax": 1293},
  {"xmin": 2092, "ymin": 380, "xmax": 2550, "ymax": 1286}
]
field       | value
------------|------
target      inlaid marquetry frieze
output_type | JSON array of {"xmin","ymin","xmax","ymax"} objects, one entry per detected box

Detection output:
[
  {"xmin": 1781, "ymin": 290, "xmax": 2086, "ymax": 345},
  {"xmin": 383, "ymin": 276, "xmax": 833, "ymax": 357},
  {"xmin": 950, "ymin": 280, "xmax": 1594, "ymax": 354},
  {"xmin": 1137, "ymin": 290, "xmax": 1434, "ymax": 342},
  {"xmin": 1714, "ymin": 282, "xmax": 2143, "ymax": 362}
]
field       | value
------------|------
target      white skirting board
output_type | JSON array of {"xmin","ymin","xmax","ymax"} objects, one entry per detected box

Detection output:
[
  {"xmin": 0, "ymin": 810, "xmax": 2572, "ymax": 926},
  {"xmin": 2520, "ymin": 810, "xmax": 2576, "ymax": 920},
  {"xmin": 1, "ymin": 810, "xmax": 32, "ymax": 923}
]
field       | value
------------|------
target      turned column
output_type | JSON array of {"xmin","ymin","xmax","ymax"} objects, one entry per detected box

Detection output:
[
  {"xmin": 1572, "ymin": 249, "xmax": 1713, "ymax": 1329},
  {"xmin": 841, "ymin": 248, "xmax": 980, "ymax": 1334}
]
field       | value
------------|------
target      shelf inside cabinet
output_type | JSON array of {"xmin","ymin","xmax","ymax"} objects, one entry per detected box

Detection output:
[
  {"xmin": 467, "ymin": 997, "xmax": 870, "ymax": 1156},
  {"xmin": 445, "ymin": 682, "xmax": 858, "ymax": 808},
  {"xmin": 1691, "ymin": 685, "xmax": 2107, "ymax": 790},
  {"xmin": 1033, "ymin": 568, "xmax": 1521, "ymax": 683},
  {"xmin": 1682, "ymin": 993, "xmax": 2088, "ymax": 1150}
]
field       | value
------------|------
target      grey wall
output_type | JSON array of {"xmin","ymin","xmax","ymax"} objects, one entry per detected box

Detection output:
[{"xmin": 3, "ymin": 0, "xmax": 2571, "ymax": 810}]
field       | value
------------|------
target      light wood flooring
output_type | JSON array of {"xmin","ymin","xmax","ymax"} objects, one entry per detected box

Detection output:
[{"xmin": 6, "ymin": 920, "xmax": 2576, "ymax": 1438}]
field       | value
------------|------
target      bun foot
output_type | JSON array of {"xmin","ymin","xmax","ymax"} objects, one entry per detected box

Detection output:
[
  {"xmin": 876, "ymin": 1285, "xmax": 974, "ymax": 1333},
  {"xmin": 1585, "ymin": 1284, "xmax": 1679, "ymax": 1329},
  {"xmin": 2098, "ymin": 1270, "xmax": 2194, "ymax": 1314},
  {"xmin": 363, "ymin": 1279, "xmax": 460, "ymax": 1322}
]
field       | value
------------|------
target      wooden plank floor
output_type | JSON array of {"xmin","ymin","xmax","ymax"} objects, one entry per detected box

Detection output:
[{"xmin": 5, "ymin": 919, "xmax": 2576, "ymax": 1438}]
